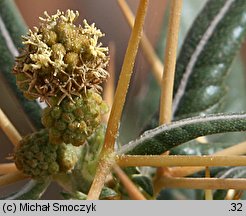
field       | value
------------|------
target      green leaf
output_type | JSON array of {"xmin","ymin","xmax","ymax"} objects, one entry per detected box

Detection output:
[
  {"xmin": 170, "ymin": 140, "xmax": 233, "ymax": 156},
  {"xmin": 2, "ymin": 179, "xmax": 51, "ymax": 200},
  {"xmin": 0, "ymin": 0, "xmax": 42, "ymax": 129},
  {"xmin": 173, "ymin": 0, "xmax": 246, "ymax": 118},
  {"xmin": 157, "ymin": 0, "xmax": 206, "ymax": 59},
  {"xmin": 120, "ymin": 1, "xmax": 206, "ymax": 143},
  {"xmin": 60, "ymin": 191, "xmax": 87, "ymax": 200},
  {"xmin": 157, "ymin": 189, "xmax": 197, "ymax": 200},
  {"xmin": 213, "ymin": 167, "xmax": 246, "ymax": 200},
  {"xmin": 124, "ymin": 167, "xmax": 141, "ymax": 176},
  {"xmin": 119, "ymin": 113, "xmax": 246, "ymax": 155},
  {"xmin": 146, "ymin": 0, "xmax": 246, "ymax": 129},
  {"xmin": 131, "ymin": 174, "xmax": 153, "ymax": 197},
  {"xmin": 207, "ymin": 56, "xmax": 246, "ymax": 144},
  {"xmin": 99, "ymin": 187, "xmax": 119, "ymax": 200}
]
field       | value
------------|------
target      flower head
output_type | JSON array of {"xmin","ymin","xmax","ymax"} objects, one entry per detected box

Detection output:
[{"xmin": 14, "ymin": 10, "xmax": 109, "ymax": 106}]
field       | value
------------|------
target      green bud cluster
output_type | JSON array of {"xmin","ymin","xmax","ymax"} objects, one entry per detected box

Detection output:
[
  {"xmin": 41, "ymin": 90, "xmax": 108, "ymax": 146},
  {"xmin": 13, "ymin": 10, "xmax": 109, "ymax": 105},
  {"xmin": 13, "ymin": 10, "xmax": 109, "ymax": 179},
  {"xmin": 14, "ymin": 129, "xmax": 78, "ymax": 179}
]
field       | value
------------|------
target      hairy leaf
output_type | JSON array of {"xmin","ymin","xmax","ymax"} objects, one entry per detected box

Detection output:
[
  {"xmin": 0, "ymin": 0, "xmax": 42, "ymax": 129},
  {"xmin": 173, "ymin": 0, "xmax": 246, "ymax": 118},
  {"xmin": 134, "ymin": 0, "xmax": 206, "ymax": 138},
  {"xmin": 146, "ymin": 0, "xmax": 246, "ymax": 129},
  {"xmin": 2, "ymin": 179, "xmax": 51, "ymax": 200},
  {"xmin": 119, "ymin": 113, "xmax": 246, "ymax": 155}
]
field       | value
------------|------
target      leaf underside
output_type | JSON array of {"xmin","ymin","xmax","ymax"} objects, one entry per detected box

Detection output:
[{"xmin": 1, "ymin": 179, "xmax": 51, "ymax": 200}]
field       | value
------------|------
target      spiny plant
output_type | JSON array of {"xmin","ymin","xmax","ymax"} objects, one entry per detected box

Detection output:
[{"xmin": 1, "ymin": 0, "xmax": 246, "ymax": 200}]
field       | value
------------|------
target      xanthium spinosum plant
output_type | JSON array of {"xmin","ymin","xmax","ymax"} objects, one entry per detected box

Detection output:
[
  {"xmin": 12, "ymin": 10, "xmax": 110, "ymax": 181},
  {"xmin": 2, "ymin": 0, "xmax": 246, "ymax": 200}
]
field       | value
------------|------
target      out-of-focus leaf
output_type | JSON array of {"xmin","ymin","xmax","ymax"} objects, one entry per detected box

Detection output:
[
  {"xmin": 207, "ymin": 57, "xmax": 246, "ymax": 143},
  {"xmin": 132, "ymin": 1, "xmax": 205, "ymax": 136},
  {"xmin": 120, "ymin": 1, "xmax": 206, "ymax": 143},
  {"xmin": 61, "ymin": 191, "xmax": 87, "ymax": 200},
  {"xmin": 173, "ymin": 0, "xmax": 246, "ymax": 118},
  {"xmin": 157, "ymin": 188, "xmax": 197, "ymax": 200},
  {"xmin": 99, "ymin": 187, "xmax": 119, "ymax": 200},
  {"xmin": 1, "ymin": 179, "xmax": 51, "ymax": 200},
  {"xmin": 170, "ymin": 140, "xmax": 233, "ymax": 156},
  {"xmin": 146, "ymin": 0, "xmax": 246, "ymax": 129},
  {"xmin": 124, "ymin": 167, "xmax": 141, "ymax": 176},
  {"xmin": 131, "ymin": 174, "xmax": 153, "ymax": 197},
  {"xmin": 0, "ymin": 0, "xmax": 26, "ymax": 47},
  {"xmin": 213, "ymin": 167, "xmax": 246, "ymax": 200},
  {"xmin": 0, "ymin": 0, "xmax": 42, "ymax": 129},
  {"xmin": 119, "ymin": 113, "xmax": 246, "ymax": 155},
  {"xmin": 174, "ymin": 0, "xmax": 246, "ymax": 117},
  {"xmin": 157, "ymin": 0, "xmax": 206, "ymax": 59}
]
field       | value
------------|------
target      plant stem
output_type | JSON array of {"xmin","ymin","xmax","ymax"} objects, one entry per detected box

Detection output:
[
  {"xmin": 169, "ymin": 140, "xmax": 246, "ymax": 177},
  {"xmin": 0, "ymin": 171, "xmax": 27, "ymax": 187},
  {"xmin": 205, "ymin": 167, "xmax": 213, "ymax": 200},
  {"xmin": 232, "ymin": 191, "xmax": 243, "ymax": 200},
  {"xmin": 170, "ymin": 167, "xmax": 202, "ymax": 178},
  {"xmin": 0, "ymin": 163, "xmax": 17, "ymax": 174},
  {"xmin": 87, "ymin": 154, "xmax": 114, "ymax": 200},
  {"xmin": 159, "ymin": 0, "xmax": 182, "ymax": 125},
  {"xmin": 214, "ymin": 141, "xmax": 246, "ymax": 156},
  {"xmin": 103, "ymin": 0, "xmax": 149, "ymax": 153},
  {"xmin": 0, "ymin": 108, "xmax": 21, "ymax": 146},
  {"xmin": 155, "ymin": 0, "xmax": 183, "ymax": 185},
  {"xmin": 225, "ymin": 189, "xmax": 236, "ymax": 200},
  {"xmin": 158, "ymin": 177, "xmax": 246, "ymax": 190},
  {"xmin": 103, "ymin": 42, "xmax": 115, "ymax": 123},
  {"xmin": 117, "ymin": 155, "xmax": 246, "ymax": 167},
  {"xmin": 117, "ymin": 0, "xmax": 163, "ymax": 85},
  {"xmin": 113, "ymin": 165, "xmax": 146, "ymax": 200},
  {"xmin": 87, "ymin": 0, "xmax": 149, "ymax": 199},
  {"xmin": 152, "ymin": 141, "xmax": 246, "ymax": 194},
  {"xmin": 196, "ymin": 136, "xmax": 208, "ymax": 144}
]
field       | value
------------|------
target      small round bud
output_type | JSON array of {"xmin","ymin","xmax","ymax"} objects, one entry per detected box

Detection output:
[
  {"xmin": 14, "ymin": 129, "xmax": 59, "ymax": 179},
  {"xmin": 41, "ymin": 89, "xmax": 108, "ymax": 146},
  {"xmin": 42, "ymin": 29, "xmax": 57, "ymax": 46},
  {"xmin": 14, "ymin": 129, "xmax": 79, "ymax": 179},
  {"xmin": 51, "ymin": 43, "xmax": 66, "ymax": 60},
  {"xmin": 64, "ymin": 52, "xmax": 79, "ymax": 69}
]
